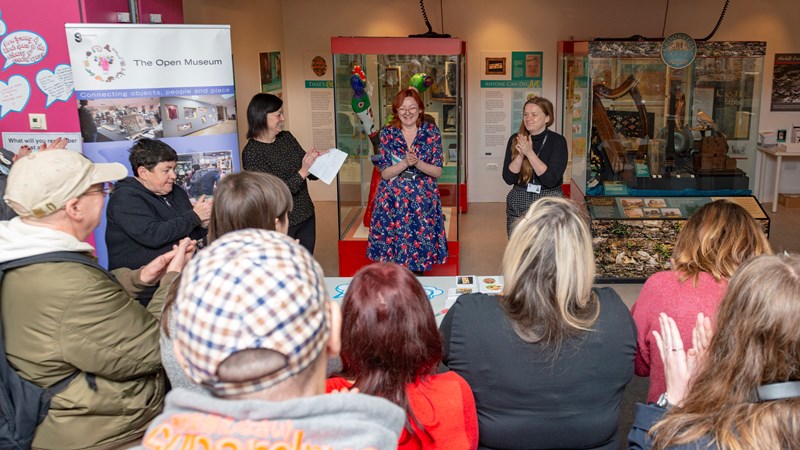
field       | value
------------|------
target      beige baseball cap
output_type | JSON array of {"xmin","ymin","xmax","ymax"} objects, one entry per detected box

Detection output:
[{"xmin": 4, "ymin": 150, "xmax": 128, "ymax": 218}]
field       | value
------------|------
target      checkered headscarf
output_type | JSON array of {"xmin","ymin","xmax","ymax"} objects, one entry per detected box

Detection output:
[{"xmin": 174, "ymin": 228, "xmax": 329, "ymax": 396}]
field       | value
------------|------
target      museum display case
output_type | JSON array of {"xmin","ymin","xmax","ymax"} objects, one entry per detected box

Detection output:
[
  {"xmin": 558, "ymin": 40, "xmax": 769, "ymax": 279},
  {"xmin": 587, "ymin": 195, "xmax": 768, "ymax": 280},
  {"xmin": 560, "ymin": 40, "xmax": 767, "ymax": 197},
  {"xmin": 331, "ymin": 37, "xmax": 466, "ymax": 276}
]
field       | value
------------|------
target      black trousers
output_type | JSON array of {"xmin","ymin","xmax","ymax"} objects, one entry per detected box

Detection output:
[{"xmin": 289, "ymin": 215, "xmax": 316, "ymax": 254}]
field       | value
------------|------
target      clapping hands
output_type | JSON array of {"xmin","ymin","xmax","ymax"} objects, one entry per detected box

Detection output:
[
  {"xmin": 652, "ymin": 312, "xmax": 713, "ymax": 408},
  {"xmin": 406, "ymin": 150, "xmax": 419, "ymax": 167},
  {"xmin": 13, "ymin": 137, "xmax": 69, "ymax": 162},
  {"xmin": 515, "ymin": 135, "xmax": 534, "ymax": 158},
  {"xmin": 139, "ymin": 237, "xmax": 196, "ymax": 284}
]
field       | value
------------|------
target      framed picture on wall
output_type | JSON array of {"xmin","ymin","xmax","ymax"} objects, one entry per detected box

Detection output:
[
  {"xmin": 166, "ymin": 104, "xmax": 178, "ymax": 120},
  {"xmin": 384, "ymin": 66, "xmax": 401, "ymax": 100},
  {"xmin": 184, "ymin": 107, "xmax": 197, "ymax": 119},
  {"xmin": 444, "ymin": 61, "xmax": 457, "ymax": 98},
  {"xmin": 485, "ymin": 57, "xmax": 506, "ymax": 76},
  {"xmin": 177, "ymin": 123, "xmax": 192, "ymax": 131},
  {"xmin": 442, "ymin": 104, "xmax": 457, "ymax": 132}
]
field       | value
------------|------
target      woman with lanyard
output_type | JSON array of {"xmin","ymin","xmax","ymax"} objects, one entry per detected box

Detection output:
[{"xmin": 502, "ymin": 96, "xmax": 568, "ymax": 237}]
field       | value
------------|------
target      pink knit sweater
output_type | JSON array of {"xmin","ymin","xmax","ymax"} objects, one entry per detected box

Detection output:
[{"xmin": 631, "ymin": 270, "xmax": 727, "ymax": 403}]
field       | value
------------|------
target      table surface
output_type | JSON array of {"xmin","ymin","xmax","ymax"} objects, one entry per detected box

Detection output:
[
  {"xmin": 325, "ymin": 276, "xmax": 503, "ymax": 324},
  {"xmin": 758, "ymin": 143, "xmax": 800, "ymax": 156}
]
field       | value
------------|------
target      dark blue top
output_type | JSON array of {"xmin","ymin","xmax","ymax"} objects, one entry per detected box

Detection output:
[{"xmin": 627, "ymin": 403, "xmax": 717, "ymax": 449}]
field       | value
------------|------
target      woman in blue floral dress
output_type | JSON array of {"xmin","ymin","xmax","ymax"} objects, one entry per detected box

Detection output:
[{"xmin": 367, "ymin": 88, "xmax": 447, "ymax": 273}]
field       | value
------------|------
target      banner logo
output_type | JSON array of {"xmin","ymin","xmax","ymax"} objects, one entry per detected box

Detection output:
[{"xmin": 81, "ymin": 44, "xmax": 126, "ymax": 82}]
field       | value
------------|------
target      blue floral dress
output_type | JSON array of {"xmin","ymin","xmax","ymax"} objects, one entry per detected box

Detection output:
[{"xmin": 367, "ymin": 122, "xmax": 448, "ymax": 272}]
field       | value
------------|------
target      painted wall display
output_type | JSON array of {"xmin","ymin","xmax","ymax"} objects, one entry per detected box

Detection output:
[
  {"xmin": 0, "ymin": 5, "xmax": 79, "ymax": 129},
  {"xmin": 65, "ymin": 23, "xmax": 239, "ymax": 266},
  {"xmin": 771, "ymin": 53, "xmax": 800, "ymax": 111},
  {"xmin": 478, "ymin": 51, "xmax": 544, "ymax": 160},
  {"xmin": 259, "ymin": 51, "xmax": 283, "ymax": 95}
]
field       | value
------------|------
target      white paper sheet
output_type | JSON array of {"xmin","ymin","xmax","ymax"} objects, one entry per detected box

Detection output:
[{"xmin": 309, "ymin": 148, "xmax": 348, "ymax": 184}]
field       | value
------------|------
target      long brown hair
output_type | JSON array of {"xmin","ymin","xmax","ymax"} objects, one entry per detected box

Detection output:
[
  {"xmin": 650, "ymin": 254, "xmax": 800, "ymax": 449},
  {"xmin": 512, "ymin": 96, "xmax": 554, "ymax": 184},
  {"xmin": 207, "ymin": 172, "xmax": 292, "ymax": 243},
  {"xmin": 671, "ymin": 200, "xmax": 771, "ymax": 285},
  {"xmin": 337, "ymin": 262, "xmax": 442, "ymax": 444},
  {"xmin": 388, "ymin": 89, "xmax": 424, "ymax": 129}
]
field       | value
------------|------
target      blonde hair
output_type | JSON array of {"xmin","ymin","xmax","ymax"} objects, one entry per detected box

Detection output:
[
  {"xmin": 650, "ymin": 254, "xmax": 800, "ymax": 449},
  {"xmin": 672, "ymin": 200, "xmax": 771, "ymax": 285},
  {"xmin": 501, "ymin": 197, "xmax": 599, "ymax": 351},
  {"xmin": 512, "ymin": 97, "xmax": 554, "ymax": 184}
]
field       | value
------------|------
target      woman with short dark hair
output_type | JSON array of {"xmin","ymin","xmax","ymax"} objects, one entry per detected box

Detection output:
[
  {"xmin": 106, "ymin": 138, "xmax": 211, "ymax": 305},
  {"xmin": 327, "ymin": 262, "xmax": 478, "ymax": 449},
  {"xmin": 241, "ymin": 93, "xmax": 325, "ymax": 253}
]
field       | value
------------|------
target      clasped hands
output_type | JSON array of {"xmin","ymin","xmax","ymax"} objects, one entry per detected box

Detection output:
[
  {"xmin": 405, "ymin": 150, "xmax": 419, "ymax": 167},
  {"xmin": 515, "ymin": 135, "xmax": 534, "ymax": 159},
  {"xmin": 653, "ymin": 312, "xmax": 713, "ymax": 408}
]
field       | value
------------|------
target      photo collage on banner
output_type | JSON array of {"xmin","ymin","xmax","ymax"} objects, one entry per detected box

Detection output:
[{"xmin": 65, "ymin": 24, "xmax": 239, "ymax": 265}]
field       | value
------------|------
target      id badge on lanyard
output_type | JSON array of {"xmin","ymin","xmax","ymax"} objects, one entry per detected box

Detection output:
[{"xmin": 525, "ymin": 133, "xmax": 547, "ymax": 195}]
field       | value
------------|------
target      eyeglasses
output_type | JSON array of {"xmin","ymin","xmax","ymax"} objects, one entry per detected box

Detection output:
[
  {"xmin": 397, "ymin": 107, "xmax": 419, "ymax": 115},
  {"xmin": 83, "ymin": 186, "xmax": 112, "ymax": 197}
]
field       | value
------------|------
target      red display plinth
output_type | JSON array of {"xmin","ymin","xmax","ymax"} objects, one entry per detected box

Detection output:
[{"xmin": 338, "ymin": 206, "xmax": 459, "ymax": 276}]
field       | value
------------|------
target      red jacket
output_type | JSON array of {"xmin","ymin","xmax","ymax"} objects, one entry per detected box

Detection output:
[{"xmin": 327, "ymin": 371, "xmax": 478, "ymax": 450}]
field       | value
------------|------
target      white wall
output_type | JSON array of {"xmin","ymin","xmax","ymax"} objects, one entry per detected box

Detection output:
[
  {"xmin": 189, "ymin": 0, "xmax": 800, "ymax": 202},
  {"xmin": 183, "ymin": 0, "xmax": 284, "ymax": 149}
]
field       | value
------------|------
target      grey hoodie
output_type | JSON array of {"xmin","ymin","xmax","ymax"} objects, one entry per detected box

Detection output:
[{"xmin": 134, "ymin": 388, "xmax": 405, "ymax": 450}]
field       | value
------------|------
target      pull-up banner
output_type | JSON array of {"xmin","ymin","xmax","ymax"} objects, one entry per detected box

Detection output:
[{"xmin": 65, "ymin": 24, "xmax": 239, "ymax": 266}]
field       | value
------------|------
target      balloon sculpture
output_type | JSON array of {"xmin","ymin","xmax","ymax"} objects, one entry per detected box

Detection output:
[{"xmin": 351, "ymin": 65, "xmax": 380, "ymax": 154}]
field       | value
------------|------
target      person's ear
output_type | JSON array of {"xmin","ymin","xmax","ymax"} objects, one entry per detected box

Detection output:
[
  {"xmin": 63, "ymin": 197, "xmax": 83, "ymax": 220},
  {"xmin": 136, "ymin": 165, "xmax": 149, "ymax": 179},
  {"xmin": 326, "ymin": 301, "xmax": 342, "ymax": 357}
]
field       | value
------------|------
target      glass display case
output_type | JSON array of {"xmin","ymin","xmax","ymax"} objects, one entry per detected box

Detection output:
[
  {"xmin": 559, "ymin": 40, "xmax": 765, "ymax": 197},
  {"xmin": 558, "ymin": 40, "xmax": 769, "ymax": 280},
  {"xmin": 331, "ymin": 37, "xmax": 466, "ymax": 276}
]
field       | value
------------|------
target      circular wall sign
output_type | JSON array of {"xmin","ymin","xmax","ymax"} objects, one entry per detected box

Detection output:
[{"xmin": 661, "ymin": 33, "xmax": 697, "ymax": 69}]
